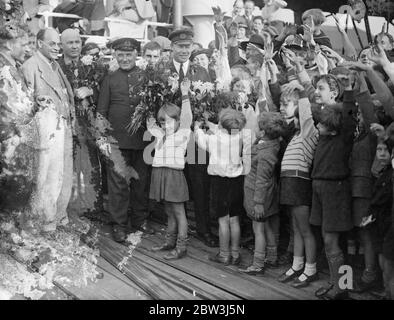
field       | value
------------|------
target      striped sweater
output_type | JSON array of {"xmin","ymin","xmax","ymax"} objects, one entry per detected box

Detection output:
[{"xmin": 281, "ymin": 94, "xmax": 319, "ymax": 180}]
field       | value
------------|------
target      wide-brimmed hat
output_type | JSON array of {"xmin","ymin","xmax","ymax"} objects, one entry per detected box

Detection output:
[{"xmin": 239, "ymin": 34, "xmax": 265, "ymax": 51}]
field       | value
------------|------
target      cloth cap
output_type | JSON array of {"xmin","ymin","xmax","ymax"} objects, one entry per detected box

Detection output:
[
  {"xmin": 239, "ymin": 33, "xmax": 265, "ymax": 51},
  {"xmin": 190, "ymin": 48, "xmax": 212, "ymax": 61},
  {"xmin": 152, "ymin": 36, "xmax": 172, "ymax": 51}
]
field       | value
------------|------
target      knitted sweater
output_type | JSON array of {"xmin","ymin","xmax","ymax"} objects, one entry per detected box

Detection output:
[
  {"xmin": 281, "ymin": 91, "xmax": 319, "ymax": 180},
  {"xmin": 311, "ymin": 91, "xmax": 357, "ymax": 180}
]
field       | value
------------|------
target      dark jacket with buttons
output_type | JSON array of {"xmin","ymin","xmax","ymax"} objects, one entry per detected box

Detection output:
[{"xmin": 97, "ymin": 66, "xmax": 148, "ymax": 150}]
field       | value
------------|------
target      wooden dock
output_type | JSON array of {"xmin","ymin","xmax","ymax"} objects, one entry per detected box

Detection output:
[{"xmin": 2, "ymin": 213, "xmax": 380, "ymax": 300}]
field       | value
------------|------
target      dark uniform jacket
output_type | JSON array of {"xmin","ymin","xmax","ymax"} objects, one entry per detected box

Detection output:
[{"xmin": 97, "ymin": 66, "xmax": 147, "ymax": 150}]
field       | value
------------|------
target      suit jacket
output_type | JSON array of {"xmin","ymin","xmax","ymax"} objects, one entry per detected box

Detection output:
[
  {"xmin": 21, "ymin": 52, "xmax": 75, "ymax": 123},
  {"xmin": 166, "ymin": 60, "xmax": 211, "ymax": 84}
]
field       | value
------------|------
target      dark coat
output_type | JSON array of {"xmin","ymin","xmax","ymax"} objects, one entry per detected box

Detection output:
[
  {"xmin": 244, "ymin": 139, "xmax": 280, "ymax": 221},
  {"xmin": 97, "ymin": 66, "xmax": 147, "ymax": 150}
]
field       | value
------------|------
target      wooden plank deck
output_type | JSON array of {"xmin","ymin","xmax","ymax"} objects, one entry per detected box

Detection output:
[{"xmin": 3, "ymin": 214, "xmax": 378, "ymax": 300}]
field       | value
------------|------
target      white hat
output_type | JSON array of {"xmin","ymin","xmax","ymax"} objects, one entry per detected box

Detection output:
[{"xmin": 273, "ymin": 0, "xmax": 287, "ymax": 8}]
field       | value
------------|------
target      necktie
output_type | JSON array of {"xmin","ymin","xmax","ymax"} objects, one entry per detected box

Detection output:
[{"xmin": 178, "ymin": 63, "xmax": 185, "ymax": 83}]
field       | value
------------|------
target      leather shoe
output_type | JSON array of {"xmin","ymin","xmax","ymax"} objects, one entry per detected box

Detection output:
[
  {"xmin": 151, "ymin": 242, "xmax": 176, "ymax": 252},
  {"xmin": 112, "ymin": 226, "xmax": 127, "ymax": 243},
  {"xmin": 198, "ymin": 233, "xmax": 219, "ymax": 247},
  {"xmin": 238, "ymin": 265, "xmax": 265, "ymax": 276},
  {"xmin": 291, "ymin": 272, "xmax": 319, "ymax": 288},
  {"xmin": 208, "ymin": 252, "xmax": 231, "ymax": 265},
  {"xmin": 278, "ymin": 268, "xmax": 304, "ymax": 283},
  {"xmin": 231, "ymin": 255, "xmax": 241, "ymax": 266},
  {"xmin": 163, "ymin": 248, "xmax": 187, "ymax": 260},
  {"xmin": 135, "ymin": 221, "xmax": 155, "ymax": 235}
]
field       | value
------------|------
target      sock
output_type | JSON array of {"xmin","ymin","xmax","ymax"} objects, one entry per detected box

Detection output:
[
  {"xmin": 286, "ymin": 256, "xmax": 304, "ymax": 276},
  {"xmin": 326, "ymin": 251, "xmax": 345, "ymax": 293},
  {"xmin": 219, "ymin": 250, "xmax": 230, "ymax": 258},
  {"xmin": 361, "ymin": 268, "xmax": 377, "ymax": 283},
  {"xmin": 303, "ymin": 262, "xmax": 317, "ymax": 276},
  {"xmin": 253, "ymin": 251, "xmax": 265, "ymax": 268},
  {"xmin": 165, "ymin": 232, "xmax": 177, "ymax": 246},
  {"xmin": 231, "ymin": 249, "xmax": 240, "ymax": 259},
  {"xmin": 176, "ymin": 236, "xmax": 188, "ymax": 252},
  {"xmin": 266, "ymin": 245, "xmax": 277, "ymax": 263}
]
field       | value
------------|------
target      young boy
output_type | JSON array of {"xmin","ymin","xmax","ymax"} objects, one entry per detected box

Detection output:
[{"xmin": 311, "ymin": 74, "xmax": 357, "ymax": 300}]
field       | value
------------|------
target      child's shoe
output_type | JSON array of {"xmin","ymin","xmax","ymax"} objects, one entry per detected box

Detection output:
[
  {"xmin": 163, "ymin": 248, "xmax": 187, "ymax": 260},
  {"xmin": 291, "ymin": 272, "xmax": 319, "ymax": 288},
  {"xmin": 264, "ymin": 259, "xmax": 279, "ymax": 269},
  {"xmin": 278, "ymin": 267, "xmax": 304, "ymax": 283},
  {"xmin": 231, "ymin": 255, "xmax": 241, "ymax": 266},
  {"xmin": 238, "ymin": 265, "xmax": 265, "ymax": 276},
  {"xmin": 151, "ymin": 242, "xmax": 176, "ymax": 252},
  {"xmin": 209, "ymin": 252, "xmax": 231, "ymax": 265}
]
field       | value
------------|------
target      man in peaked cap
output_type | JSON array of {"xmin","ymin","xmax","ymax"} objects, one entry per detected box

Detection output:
[
  {"xmin": 159, "ymin": 28, "xmax": 219, "ymax": 251},
  {"xmin": 97, "ymin": 37, "xmax": 155, "ymax": 242}
]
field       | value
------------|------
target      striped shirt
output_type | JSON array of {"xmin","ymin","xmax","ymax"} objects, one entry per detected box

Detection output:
[{"xmin": 281, "ymin": 96, "xmax": 319, "ymax": 180}]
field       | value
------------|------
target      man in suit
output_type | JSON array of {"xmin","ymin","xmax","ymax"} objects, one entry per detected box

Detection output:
[
  {"xmin": 21, "ymin": 28, "xmax": 75, "ymax": 232},
  {"xmin": 97, "ymin": 37, "xmax": 154, "ymax": 243},
  {"xmin": 22, "ymin": 0, "xmax": 52, "ymax": 35},
  {"xmin": 166, "ymin": 29, "xmax": 218, "ymax": 248}
]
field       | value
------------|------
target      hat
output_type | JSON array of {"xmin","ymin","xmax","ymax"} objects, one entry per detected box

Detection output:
[
  {"xmin": 82, "ymin": 42, "xmax": 100, "ymax": 55},
  {"xmin": 284, "ymin": 34, "xmax": 305, "ymax": 50},
  {"xmin": 111, "ymin": 37, "xmax": 140, "ymax": 51},
  {"xmin": 168, "ymin": 28, "xmax": 194, "ymax": 43},
  {"xmin": 238, "ymin": 23, "xmax": 248, "ymax": 29},
  {"xmin": 190, "ymin": 48, "xmax": 212, "ymax": 62},
  {"xmin": 152, "ymin": 36, "xmax": 171, "ymax": 51},
  {"xmin": 239, "ymin": 34, "xmax": 265, "ymax": 51}
]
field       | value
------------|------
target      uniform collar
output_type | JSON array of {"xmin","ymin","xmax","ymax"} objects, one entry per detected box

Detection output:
[{"xmin": 173, "ymin": 59, "xmax": 189, "ymax": 75}]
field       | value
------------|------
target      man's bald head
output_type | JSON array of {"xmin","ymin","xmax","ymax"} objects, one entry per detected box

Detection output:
[{"xmin": 61, "ymin": 28, "xmax": 82, "ymax": 60}]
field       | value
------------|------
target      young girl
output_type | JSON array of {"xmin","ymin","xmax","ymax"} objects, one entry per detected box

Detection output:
[
  {"xmin": 194, "ymin": 107, "xmax": 252, "ymax": 265},
  {"xmin": 147, "ymin": 79, "xmax": 192, "ymax": 260},
  {"xmin": 239, "ymin": 112, "xmax": 287, "ymax": 275},
  {"xmin": 278, "ymin": 82, "xmax": 319, "ymax": 288}
]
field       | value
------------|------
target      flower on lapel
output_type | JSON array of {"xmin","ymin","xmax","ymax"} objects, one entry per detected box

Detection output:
[{"xmin": 74, "ymin": 69, "xmax": 79, "ymax": 78}]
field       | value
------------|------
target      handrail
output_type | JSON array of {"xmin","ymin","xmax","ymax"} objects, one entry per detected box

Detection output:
[{"xmin": 37, "ymin": 11, "xmax": 83, "ymax": 28}]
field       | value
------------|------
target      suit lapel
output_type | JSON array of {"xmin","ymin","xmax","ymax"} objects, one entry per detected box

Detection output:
[{"xmin": 36, "ymin": 55, "xmax": 64, "ymax": 101}]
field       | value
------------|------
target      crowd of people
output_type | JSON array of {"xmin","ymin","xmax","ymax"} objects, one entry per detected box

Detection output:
[{"xmin": 1, "ymin": 0, "xmax": 394, "ymax": 301}]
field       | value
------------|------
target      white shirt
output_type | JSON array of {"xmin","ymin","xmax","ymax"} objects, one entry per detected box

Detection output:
[
  {"xmin": 195, "ymin": 126, "xmax": 252, "ymax": 177},
  {"xmin": 173, "ymin": 59, "xmax": 189, "ymax": 76}
]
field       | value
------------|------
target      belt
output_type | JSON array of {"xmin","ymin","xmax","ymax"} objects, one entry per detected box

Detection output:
[{"xmin": 281, "ymin": 170, "xmax": 310, "ymax": 180}]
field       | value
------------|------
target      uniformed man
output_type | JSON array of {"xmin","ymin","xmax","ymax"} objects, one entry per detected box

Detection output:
[
  {"xmin": 165, "ymin": 28, "xmax": 219, "ymax": 248},
  {"xmin": 97, "ymin": 37, "xmax": 154, "ymax": 242}
]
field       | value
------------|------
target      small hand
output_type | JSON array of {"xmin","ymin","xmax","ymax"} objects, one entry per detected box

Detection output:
[
  {"xmin": 254, "ymin": 204, "xmax": 264, "ymax": 220},
  {"xmin": 370, "ymin": 123, "xmax": 386, "ymax": 138},
  {"xmin": 282, "ymin": 80, "xmax": 304, "ymax": 96},
  {"xmin": 339, "ymin": 60, "xmax": 372, "ymax": 72},
  {"xmin": 75, "ymin": 86, "xmax": 93, "ymax": 99},
  {"xmin": 194, "ymin": 120, "xmax": 202, "ymax": 129},
  {"xmin": 180, "ymin": 78, "xmax": 191, "ymax": 95},
  {"xmin": 147, "ymin": 116, "xmax": 157, "ymax": 128},
  {"xmin": 368, "ymin": 44, "xmax": 390, "ymax": 67},
  {"xmin": 320, "ymin": 45, "xmax": 344, "ymax": 63}
]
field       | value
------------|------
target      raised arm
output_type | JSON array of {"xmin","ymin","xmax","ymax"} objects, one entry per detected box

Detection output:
[{"xmin": 179, "ymin": 79, "xmax": 192, "ymax": 129}]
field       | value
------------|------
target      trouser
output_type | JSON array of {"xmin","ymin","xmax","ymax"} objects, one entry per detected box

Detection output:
[
  {"xmin": 31, "ymin": 112, "xmax": 73, "ymax": 230},
  {"xmin": 185, "ymin": 163, "xmax": 211, "ymax": 235},
  {"xmin": 107, "ymin": 149, "xmax": 149, "ymax": 229}
]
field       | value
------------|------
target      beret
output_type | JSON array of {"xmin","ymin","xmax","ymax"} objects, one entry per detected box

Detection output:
[
  {"xmin": 189, "ymin": 48, "xmax": 212, "ymax": 62},
  {"xmin": 168, "ymin": 28, "xmax": 194, "ymax": 43}
]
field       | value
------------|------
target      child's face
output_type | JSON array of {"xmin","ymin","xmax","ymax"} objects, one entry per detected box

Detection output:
[
  {"xmin": 159, "ymin": 114, "xmax": 179, "ymax": 135},
  {"xmin": 233, "ymin": 80, "xmax": 251, "ymax": 95},
  {"xmin": 376, "ymin": 143, "xmax": 391, "ymax": 164},
  {"xmin": 280, "ymin": 96, "xmax": 298, "ymax": 123},
  {"xmin": 314, "ymin": 79, "xmax": 336, "ymax": 105}
]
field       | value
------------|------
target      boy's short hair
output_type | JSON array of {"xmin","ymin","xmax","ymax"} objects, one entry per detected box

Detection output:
[
  {"xmin": 157, "ymin": 102, "xmax": 181, "ymax": 122},
  {"xmin": 302, "ymin": 9, "xmax": 326, "ymax": 26},
  {"xmin": 313, "ymin": 74, "xmax": 342, "ymax": 99},
  {"xmin": 143, "ymin": 41, "xmax": 161, "ymax": 55},
  {"xmin": 214, "ymin": 91, "xmax": 240, "ymax": 111},
  {"xmin": 219, "ymin": 108, "xmax": 246, "ymax": 134},
  {"xmin": 258, "ymin": 112, "xmax": 287, "ymax": 140},
  {"xmin": 319, "ymin": 104, "xmax": 343, "ymax": 133},
  {"xmin": 374, "ymin": 32, "xmax": 394, "ymax": 46},
  {"xmin": 252, "ymin": 16, "xmax": 264, "ymax": 23}
]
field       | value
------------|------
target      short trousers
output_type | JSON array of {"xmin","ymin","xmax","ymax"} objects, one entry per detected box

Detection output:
[
  {"xmin": 310, "ymin": 179, "xmax": 353, "ymax": 232},
  {"xmin": 210, "ymin": 175, "xmax": 243, "ymax": 218}
]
